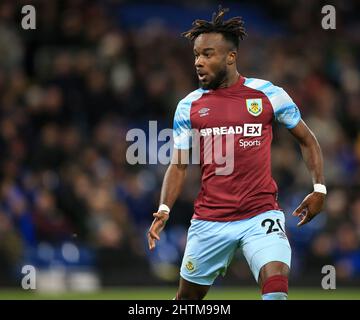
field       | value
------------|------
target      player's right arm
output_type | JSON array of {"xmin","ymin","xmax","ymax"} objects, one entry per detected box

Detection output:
[
  {"xmin": 147, "ymin": 149, "xmax": 189, "ymax": 250},
  {"xmin": 148, "ymin": 94, "xmax": 194, "ymax": 250}
]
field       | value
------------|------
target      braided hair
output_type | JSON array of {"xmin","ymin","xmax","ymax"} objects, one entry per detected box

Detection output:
[{"xmin": 182, "ymin": 5, "xmax": 247, "ymax": 49}]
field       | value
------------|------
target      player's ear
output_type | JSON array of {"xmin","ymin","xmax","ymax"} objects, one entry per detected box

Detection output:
[{"xmin": 227, "ymin": 51, "xmax": 237, "ymax": 65}]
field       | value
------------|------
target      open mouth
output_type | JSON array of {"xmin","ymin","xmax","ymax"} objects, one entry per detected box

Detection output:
[{"xmin": 197, "ymin": 72, "xmax": 208, "ymax": 82}]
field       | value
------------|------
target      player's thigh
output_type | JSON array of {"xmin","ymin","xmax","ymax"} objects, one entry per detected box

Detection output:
[
  {"xmin": 241, "ymin": 210, "xmax": 291, "ymax": 283},
  {"xmin": 180, "ymin": 219, "xmax": 238, "ymax": 286}
]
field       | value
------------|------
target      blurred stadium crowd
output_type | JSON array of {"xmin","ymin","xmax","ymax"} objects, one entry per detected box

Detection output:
[{"xmin": 0, "ymin": 0, "xmax": 359, "ymax": 289}]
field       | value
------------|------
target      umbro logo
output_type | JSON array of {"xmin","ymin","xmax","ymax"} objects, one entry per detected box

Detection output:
[{"xmin": 198, "ymin": 107, "xmax": 210, "ymax": 117}]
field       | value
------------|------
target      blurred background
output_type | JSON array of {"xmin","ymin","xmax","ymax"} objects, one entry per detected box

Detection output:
[{"xmin": 0, "ymin": 0, "xmax": 359, "ymax": 297}]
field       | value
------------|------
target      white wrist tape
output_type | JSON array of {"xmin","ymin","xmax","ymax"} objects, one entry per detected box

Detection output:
[
  {"xmin": 158, "ymin": 204, "xmax": 170, "ymax": 214},
  {"xmin": 314, "ymin": 184, "xmax": 327, "ymax": 194}
]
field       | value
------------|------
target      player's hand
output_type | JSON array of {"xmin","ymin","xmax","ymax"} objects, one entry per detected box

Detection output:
[
  {"xmin": 147, "ymin": 211, "xmax": 169, "ymax": 251},
  {"xmin": 292, "ymin": 192, "xmax": 325, "ymax": 227}
]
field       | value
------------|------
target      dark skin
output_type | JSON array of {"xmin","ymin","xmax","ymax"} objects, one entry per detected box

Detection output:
[{"xmin": 147, "ymin": 32, "xmax": 325, "ymax": 299}]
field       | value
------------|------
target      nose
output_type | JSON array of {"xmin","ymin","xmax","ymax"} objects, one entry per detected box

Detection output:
[{"xmin": 195, "ymin": 56, "xmax": 204, "ymax": 68}]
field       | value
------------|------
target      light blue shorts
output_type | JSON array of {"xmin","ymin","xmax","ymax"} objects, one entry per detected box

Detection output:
[{"xmin": 180, "ymin": 210, "xmax": 291, "ymax": 285}]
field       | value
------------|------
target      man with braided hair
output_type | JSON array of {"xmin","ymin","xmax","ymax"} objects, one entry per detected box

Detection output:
[{"xmin": 147, "ymin": 6, "xmax": 326, "ymax": 300}]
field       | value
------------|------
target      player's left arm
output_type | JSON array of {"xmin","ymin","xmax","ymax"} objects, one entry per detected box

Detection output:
[{"xmin": 289, "ymin": 119, "xmax": 326, "ymax": 227}]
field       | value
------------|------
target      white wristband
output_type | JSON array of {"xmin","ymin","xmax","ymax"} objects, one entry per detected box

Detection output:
[
  {"xmin": 158, "ymin": 204, "xmax": 170, "ymax": 214},
  {"xmin": 314, "ymin": 184, "xmax": 327, "ymax": 194}
]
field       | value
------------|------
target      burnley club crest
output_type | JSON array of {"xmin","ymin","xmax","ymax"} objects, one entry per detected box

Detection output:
[{"xmin": 246, "ymin": 98, "xmax": 263, "ymax": 116}]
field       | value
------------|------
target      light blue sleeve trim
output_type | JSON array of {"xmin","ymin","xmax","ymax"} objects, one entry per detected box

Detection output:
[
  {"xmin": 244, "ymin": 78, "xmax": 301, "ymax": 129},
  {"xmin": 173, "ymin": 89, "xmax": 208, "ymax": 149}
]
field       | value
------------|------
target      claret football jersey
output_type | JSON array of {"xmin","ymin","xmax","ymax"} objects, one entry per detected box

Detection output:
[{"xmin": 173, "ymin": 76, "xmax": 301, "ymax": 221}]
